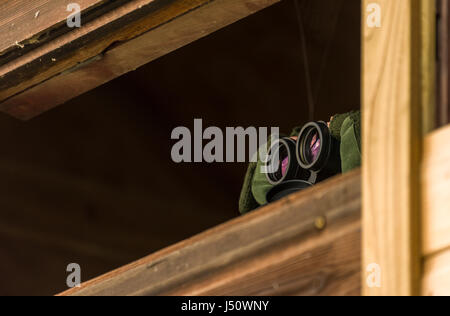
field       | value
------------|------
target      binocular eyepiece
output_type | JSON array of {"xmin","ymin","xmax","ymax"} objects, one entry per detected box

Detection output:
[{"xmin": 265, "ymin": 121, "xmax": 341, "ymax": 201}]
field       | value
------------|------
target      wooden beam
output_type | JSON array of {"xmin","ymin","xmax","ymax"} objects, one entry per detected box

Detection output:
[
  {"xmin": 421, "ymin": 0, "xmax": 436, "ymax": 134},
  {"xmin": 362, "ymin": 0, "xmax": 434, "ymax": 296},
  {"xmin": 422, "ymin": 124, "xmax": 450, "ymax": 256},
  {"xmin": 0, "ymin": 1, "xmax": 124, "ymax": 61},
  {"xmin": 0, "ymin": 0, "xmax": 280, "ymax": 120},
  {"xmin": 59, "ymin": 169, "xmax": 361, "ymax": 296}
]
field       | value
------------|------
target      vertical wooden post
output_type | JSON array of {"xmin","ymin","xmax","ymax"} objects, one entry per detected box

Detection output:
[
  {"xmin": 437, "ymin": 0, "xmax": 449, "ymax": 126},
  {"xmin": 421, "ymin": 0, "xmax": 436, "ymax": 134},
  {"xmin": 362, "ymin": 0, "xmax": 435, "ymax": 296}
]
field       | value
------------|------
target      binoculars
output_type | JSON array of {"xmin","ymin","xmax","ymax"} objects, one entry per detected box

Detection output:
[{"xmin": 265, "ymin": 121, "xmax": 341, "ymax": 203}]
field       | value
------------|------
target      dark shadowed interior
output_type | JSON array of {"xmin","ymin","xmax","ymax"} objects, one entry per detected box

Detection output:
[{"xmin": 0, "ymin": 0, "xmax": 360, "ymax": 295}]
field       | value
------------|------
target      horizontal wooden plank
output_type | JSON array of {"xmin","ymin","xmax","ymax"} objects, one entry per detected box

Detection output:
[
  {"xmin": 59, "ymin": 169, "xmax": 361, "ymax": 296},
  {"xmin": 167, "ymin": 217, "xmax": 360, "ymax": 296},
  {"xmin": 0, "ymin": 0, "xmax": 127, "ymax": 63},
  {"xmin": 422, "ymin": 124, "xmax": 450, "ymax": 256},
  {"xmin": 0, "ymin": 0, "xmax": 280, "ymax": 120}
]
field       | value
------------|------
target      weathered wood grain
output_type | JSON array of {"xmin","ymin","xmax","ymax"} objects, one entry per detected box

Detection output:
[
  {"xmin": 362, "ymin": 0, "xmax": 431, "ymax": 296},
  {"xmin": 0, "ymin": 0, "xmax": 280, "ymax": 120},
  {"xmin": 59, "ymin": 169, "xmax": 361, "ymax": 296},
  {"xmin": 167, "ymin": 218, "xmax": 360, "ymax": 296},
  {"xmin": 0, "ymin": 0, "xmax": 128, "ymax": 63}
]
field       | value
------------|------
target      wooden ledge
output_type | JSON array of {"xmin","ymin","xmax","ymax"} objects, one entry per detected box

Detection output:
[
  {"xmin": 0, "ymin": 0, "xmax": 280, "ymax": 120},
  {"xmin": 59, "ymin": 169, "xmax": 361, "ymax": 296}
]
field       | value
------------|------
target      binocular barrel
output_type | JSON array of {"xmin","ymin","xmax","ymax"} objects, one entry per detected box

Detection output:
[{"xmin": 265, "ymin": 121, "xmax": 341, "ymax": 187}]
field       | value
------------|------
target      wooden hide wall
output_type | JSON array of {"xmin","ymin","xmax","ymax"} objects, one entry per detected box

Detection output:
[{"xmin": 0, "ymin": 0, "xmax": 360, "ymax": 295}]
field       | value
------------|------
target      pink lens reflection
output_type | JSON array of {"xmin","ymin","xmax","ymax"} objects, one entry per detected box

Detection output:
[
  {"xmin": 281, "ymin": 156, "xmax": 289, "ymax": 177},
  {"xmin": 310, "ymin": 134, "xmax": 321, "ymax": 162}
]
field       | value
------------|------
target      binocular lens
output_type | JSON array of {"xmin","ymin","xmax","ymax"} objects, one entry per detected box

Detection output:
[
  {"xmin": 266, "ymin": 138, "xmax": 297, "ymax": 185},
  {"xmin": 281, "ymin": 156, "xmax": 289, "ymax": 177},
  {"xmin": 267, "ymin": 141, "xmax": 287, "ymax": 184},
  {"xmin": 297, "ymin": 121, "xmax": 341, "ymax": 176},
  {"xmin": 304, "ymin": 130, "xmax": 321, "ymax": 164},
  {"xmin": 297, "ymin": 122, "xmax": 327, "ymax": 171}
]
